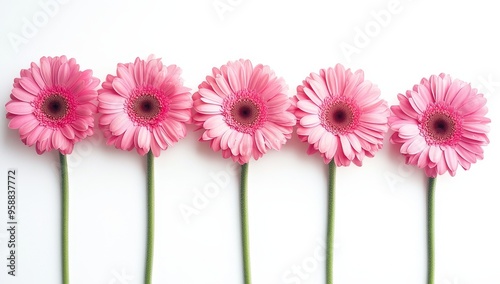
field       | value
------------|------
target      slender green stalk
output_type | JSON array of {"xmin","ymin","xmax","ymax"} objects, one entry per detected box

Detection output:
[
  {"xmin": 326, "ymin": 161, "xmax": 336, "ymax": 284},
  {"xmin": 240, "ymin": 163, "xmax": 251, "ymax": 284},
  {"xmin": 145, "ymin": 151, "xmax": 155, "ymax": 284},
  {"xmin": 59, "ymin": 153, "xmax": 69, "ymax": 284},
  {"xmin": 427, "ymin": 177, "xmax": 436, "ymax": 284}
]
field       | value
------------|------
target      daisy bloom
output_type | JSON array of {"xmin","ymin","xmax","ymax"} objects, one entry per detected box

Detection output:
[
  {"xmin": 293, "ymin": 64, "xmax": 389, "ymax": 166},
  {"xmin": 97, "ymin": 56, "xmax": 192, "ymax": 157},
  {"xmin": 192, "ymin": 59, "xmax": 296, "ymax": 164},
  {"xmin": 5, "ymin": 56, "xmax": 99, "ymax": 155},
  {"xmin": 389, "ymin": 73, "xmax": 490, "ymax": 177}
]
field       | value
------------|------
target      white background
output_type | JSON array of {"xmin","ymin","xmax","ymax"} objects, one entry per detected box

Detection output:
[{"xmin": 1, "ymin": 0, "xmax": 499, "ymax": 283}]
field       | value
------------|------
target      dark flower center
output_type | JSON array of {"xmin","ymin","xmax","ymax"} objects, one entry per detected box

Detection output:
[
  {"xmin": 41, "ymin": 94, "xmax": 68, "ymax": 120},
  {"xmin": 132, "ymin": 95, "xmax": 161, "ymax": 119},
  {"xmin": 231, "ymin": 99, "xmax": 260, "ymax": 126},
  {"xmin": 426, "ymin": 113, "xmax": 456, "ymax": 142},
  {"xmin": 420, "ymin": 104, "xmax": 463, "ymax": 146},
  {"xmin": 321, "ymin": 99, "xmax": 359, "ymax": 134},
  {"xmin": 126, "ymin": 86, "xmax": 169, "ymax": 127},
  {"xmin": 223, "ymin": 90, "xmax": 267, "ymax": 134},
  {"xmin": 331, "ymin": 105, "xmax": 350, "ymax": 124}
]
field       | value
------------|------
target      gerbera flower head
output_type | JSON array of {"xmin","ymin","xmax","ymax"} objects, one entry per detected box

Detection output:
[
  {"xmin": 192, "ymin": 59, "xmax": 296, "ymax": 164},
  {"xmin": 389, "ymin": 73, "xmax": 490, "ymax": 177},
  {"xmin": 293, "ymin": 64, "xmax": 389, "ymax": 166},
  {"xmin": 97, "ymin": 56, "xmax": 192, "ymax": 157},
  {"xmin": 5, "ymin": 56, "xmax": 99, "ymax": 155}
]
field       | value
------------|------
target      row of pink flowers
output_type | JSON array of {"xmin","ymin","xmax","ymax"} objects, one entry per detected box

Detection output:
[{"xmin": 5, "ymin": 56, "xmax": 490, "ymax": 177}]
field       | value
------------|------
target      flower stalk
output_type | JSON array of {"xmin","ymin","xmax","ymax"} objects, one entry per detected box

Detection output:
[
  {"xmin": 145, "ymin": 151, "xmax": 155, "ymax": 284},
  {"xmin": 60, "ymin": 152, "xmax": 69, "ymax": 284},
  {"xmin": 326, "ymin": 161, "xmax": 336, "ymax": 284},
  {"xmin": 427, "ymin": 177, "xmax": 436, "ymax": 284},
  {"xmin": 240, "ymin": 163, "xmax": 251, "ymax": 284}
]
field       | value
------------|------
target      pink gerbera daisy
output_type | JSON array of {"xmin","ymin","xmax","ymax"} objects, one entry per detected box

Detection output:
[
  {"xmin": 192, "ymin": 59, "xmax": 296, "ymax": 164},
  {"xmin": 293, "ymin": 64, "xmax": 389, "ymax": 166},
  {"xmin": 5, "ymin": 56, "xmax": 99, "ymax": 155},
  {"xmin": 389, "ymin": 73, "xmax": 490, "ymax": 177},
  {"xmin": 97, "ymin": 56, "xmax": 192, "ymax": 157}
]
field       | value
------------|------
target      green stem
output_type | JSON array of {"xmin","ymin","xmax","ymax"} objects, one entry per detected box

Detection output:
[
  {"xmin": 427, "ymin": 177, "xmax": 436, "ymax": 284},
  {"xmin": 59, "ymin": 153, "xmax": 69, "ymax": 284},
  {"xmin": 145, "ymin": 151, "xmax": 155, "ymax": 284},
  {"xmin": 240, "ymin": 163, "xmax": 251, "ymax": 284},
  {"xmin": 326, "ymin": 161, "xmax": 336, "ymax": 284}
]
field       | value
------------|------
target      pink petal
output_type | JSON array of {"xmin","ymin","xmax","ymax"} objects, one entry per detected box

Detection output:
[
  {"xmin": 260, "ymin": 125, "xmax": 282, "ymax": 150},
  {"xmin": 254, "ymin": 129, "xmax": 266, "ymax": 154},
  {"xmin": 52, "ymin": 130, "xmax": 66, "ymax": 150},
  {"xmin": 462, "ymin": 123, "xmax": 490, "ymax": 134},
  {"xmin": 300, "ymin": 115, "xmax": 320, "ymax": 127},
  {"xmin": 297, "ymin": 100, "xmax": 320, "ymax": 114},
  {"xmin": 319, "ymin": 131, "xmax": 334, "ymax": 154},
  {"xmin": 99, "ymin": 93, "xmax": 126, "ymax": 105},
  {"xmin": 220, "ymin": 129, "xmax": 233, "ymax": 150},
  {"xmin": 168, "ymin": 110, "xmax": 191, "ymax": 122},
  {"xmin": 352, "ymin": 81, "xmax": 375, "ymax": 103},
  {"xmin": 340, "ymin": 135, "xmax": 355, "ymax": 160},
  {"xmin": 56, "ymin": 63, "xmax": 70, "ymax": 86},
  {"xmin": 38, "ymin": 127, "xmax": 53, "ymax": 142},
  {"xmin": 227, "ymin": 67, "xmax": 241, "ymax": 93},
  {"xmin": 347, "ymin": 133, "xmax": 362, "ymax": 152},
  {"xmin": 325, "ymin": 135, "xmax": 338, "ymax": 160},
  {"xmin": 151, "ymin": 125, "xmax": 169, "ymax": 149},
  {"xmin": 443, "ymin": 147, "xmax": 459, "ymax": 173},
  {"xmin": 398, "ymin": 93, "xmax": 419, "ymax": 118},
  {"xmin": 60, "ymin": 124, "xmax": 75, "ymax": 140},
  {"xmin": 398, "ymin": 124, "xmax": 420, "ymax": 139},
  {"xmin": 150, "ymin": 139, "xmax": 161, "ymax": 157},
  {"xmin": 215, "ymin": 75, "xmax": 232, "ymax": 97},
  {"xmin": 199, "ymin": 88, "xmax": 223, "ymax": 104},
  {"xmin": 417, "ymin": 146, "xmax": 431, "ymax": 168},
  {"xmin": 8, "ymin": 114, "xmax": 36, "ymax": 129},
  {"xmin": 260, "ymin": 80, "xmax": 283, "ymax": 101},
  {"xmin": 117, "ymin": 65, "xmax": 137, "ymax": 90},
  {"xmin": 137, "ymin": 127, "xmax": 151, "ymax": 150},
  {"xmin": 409, "ymin": 91, "xmax": 428, "ymax": 114},
  {"xmin": 309, "ymin": 74, "xmax": 329, "ymax": 100},
  {"xmin": 19, "ymin": 118, "xmax": 40, "ymax": 135},
  {"xmin": 307, "ymin": 126, "xmax": 326, "ymax": 144},
  {"xmin": 248, "ymin": 66, "xmax": 267, "ymax": 92},
  {"xmin": 207, "ymin": 122, "xmax": 230, "ymax": 138},
  {"xmin": 112, "ymin": 79, "xmax": 132, "ymax": 97},
  {"xmin": 329, "ymin": 64, "xmax": 346, "ymax": 95},
  {"xmin": 26, "ymin": 126, "xmax": 45, "ymax": 146},
  {"xmin": 359, "ymin": 113, "xmax": 387, "ymax": 124},
  {"xmin": 303, "ymin": 87, "xmax": 323, "ymax": 106},
  {"xmin": 239, "ymin": 134, "xmax": 253, "ymax": 158},
  {"xmin": 12, "ymin": 88, "xmax": 35, "ymax": 102},
  {"xmin": 6, "ymin": 101, "xmax": 34, "ymax": 115},
  {"xmin": 203, "ymin": 115, "xmax": 225, "ymax": 129},
  {"xmin": 152, "ymin": 127, "xmax": 167, "ymax": 149},
  {"xmin": 343, "ymin": 70, "xmax": 364, "ymax": 97},
  {"xmin": 430, "ymin": 75, "xmax": 444, "ymax": 102},
  {"xmin": 40, "ymin": 57, "xmax": 54, "ymax": 87},
  {"xmin": 407, "ymin": 137, "xmax": 427, "ymax": 155},
  {"xmin": 450, "ymin": 84, "xmax": 471, "ymax": 107},
  {"xmin": 329, "ymin": 65, "xmax": 346, "ymax": 95},
  {"xmin": 110, "ymin": 115, "xmax": 132, "ymax": 136},
  {"xmin": 30, "ymin": 64, "xmax": 46, "ymax": 89},
  {"xmin": 195, "ymin": 103, "xmax": 222, "ymax": 114},
  {"xmin": 229, "ymin": 132, "xmax": 244, "ymax": 156},
  {"xmin": 417, "ymin": 84, "xmax": 433, "ymax": 105},
  {"xmin": 429, "ymin": 145, "xmax": 443, "ymax": 163},
  {"xmin": 73, "ymin": 119, "xmax": 89, "ymax": 132}
]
